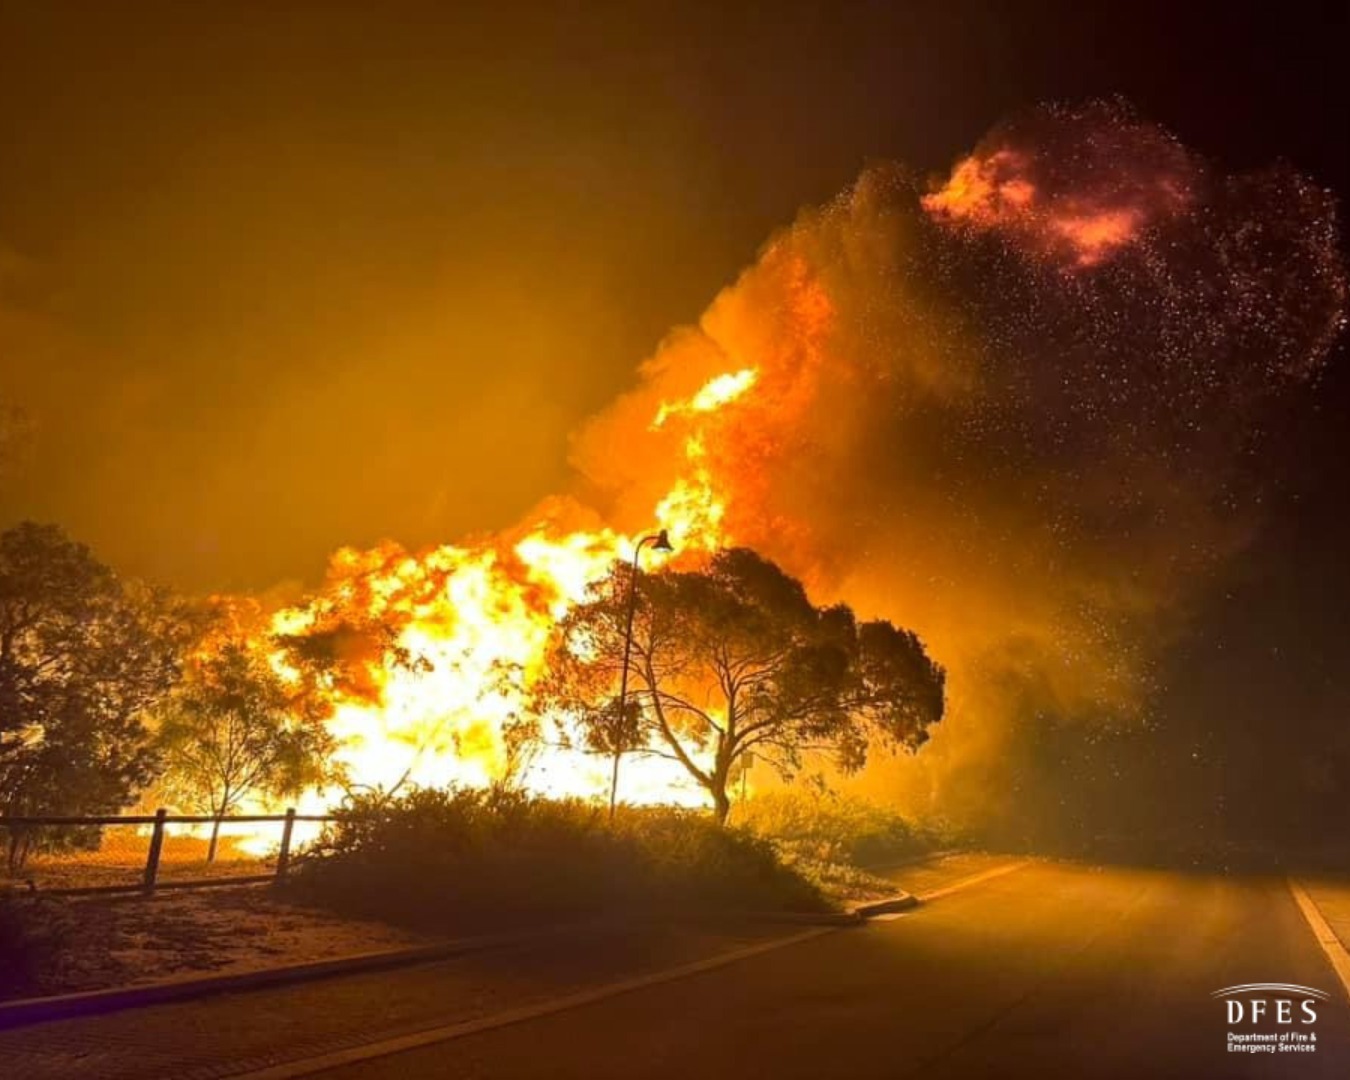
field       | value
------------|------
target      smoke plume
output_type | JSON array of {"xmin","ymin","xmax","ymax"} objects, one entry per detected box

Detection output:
[{"xmin": 571, "ymin": 101, "xmax": 1346, "ymax": 833}]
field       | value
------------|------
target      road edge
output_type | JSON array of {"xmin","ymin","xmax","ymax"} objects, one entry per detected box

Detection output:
[
  {"xmin": 228, "ymin": 858, "xmax": 1031, "ymax": 1078},
  {"xmin": 0, "ymin": 857, "xmax": 1019, "ymax": 1038},
  {"xmin": 916, "ymin": 860, "xmax": 1030, "ymax": 902},
  {"xmin": 227, "ymin": 927, "xmax": 838, "ymax": 1080},
  {"xmin": 1287, "ymin": 878, "xmax": 1350, "ymax": 1003},
  {"xmin": 0, "ymin": 907, "xmax": 856, "ymax": 1031},
  {"xmin": 0, "ymin": 929, "xmax": 536, "ymax": 1031}
]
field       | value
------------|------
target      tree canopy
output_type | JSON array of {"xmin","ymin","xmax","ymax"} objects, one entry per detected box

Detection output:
[
  {"xmin": 157, "ymin": 640, "xmax": 337, "ymax": 860},
  {"xmin": 0, "ymin": 522, "xmax": 187, "ymax": 868},
  {"xmin": 535, "ymin": 547, "xmax": 945, "ymax": 822}
]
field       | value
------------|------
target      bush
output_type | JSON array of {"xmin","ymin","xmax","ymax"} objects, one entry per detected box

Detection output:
[
  {"xmin": 734, "ymin": 790, "xmax": 962, "ymax": 867},
  {"xmin": 0, "ymin": 899, "xmax": 43, "ymax": 998},
  {"xmin": 284, "ymin": 787, "xmax": 828, "ymax": 931},
  {"xmin": 5, "ymin": 823, "xmax": 103, "ymax": 875}
]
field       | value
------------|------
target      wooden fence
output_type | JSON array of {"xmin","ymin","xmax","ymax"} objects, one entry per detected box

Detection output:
[{"xmin": 0, "ymin": 810, "xmax": 336, "ymax": 896}]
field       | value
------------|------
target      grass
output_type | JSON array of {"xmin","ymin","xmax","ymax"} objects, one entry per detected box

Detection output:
[
  {"xmin": 731, "ymin": 790, "xmax": 964, "ymax": 901},
  {"xmin": 734, "ymin": 790, "xmax": 961, "ymax": 865},
  {"xmin": 284, "ymin": 787, "xmax": 830, "ymax": 931},
  {"xmin": 4, "ymin": 832, "xmax": 272, "ymax": 893}
]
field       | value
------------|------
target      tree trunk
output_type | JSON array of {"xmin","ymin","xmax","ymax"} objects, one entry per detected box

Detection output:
[
  {"xmin": 5, "ymin": 829, "xmax": 26, "ymax": 875},
  {"xmin": 207, "ymin": 815, "xmax": 223, "ymax": 863},
  {"xmin": 608, "ymin": 749, "xmax": 621, "ymax": 823},
  {"xmin": 711, "ymin": 786, "xmax": 731, "ymax": 826},
  {"xmin": 710, "ymin": 741, "xmax": 733, "ymax": 826},
  {"xmin": 6, "ymin": 828, "xmax": 37, "ymax": 874}
]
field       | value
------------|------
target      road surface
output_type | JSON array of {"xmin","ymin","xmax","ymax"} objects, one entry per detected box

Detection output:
[
  {"xmin": 312, "ymin": 860, "xmax": 1350, "ymax": 1079},
  {"xmin": 6, "ymin": 858, "xmax": 1348, "ymax": 1079}
]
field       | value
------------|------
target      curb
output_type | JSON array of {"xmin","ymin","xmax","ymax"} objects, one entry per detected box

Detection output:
[
  {"xmin": 860, "ymin": 849, "xmax": 960, "ymax": 874},
  {"xmin": 738, "ymin": 908, "xmax": 864, "ymax": 926},
  {"xmin": 851, "ymin": 892, "xmax": 920, "ymax": 918},
  {"xmin": 0, "ymin": 926, "xmax": 546, "ymax": 1031}
]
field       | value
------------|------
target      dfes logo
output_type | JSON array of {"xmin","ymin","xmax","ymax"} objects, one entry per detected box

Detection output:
[
  {"xmin": 1215, "ymin": 984, "xmax": 1327, "ymax": 1057},
  {"xmin": 1214, "ymin": 983, "xmax": 1326, "ymax": 1024}
]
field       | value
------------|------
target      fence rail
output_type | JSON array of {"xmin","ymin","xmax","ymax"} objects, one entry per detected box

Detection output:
[{"xmin": 0, "ymin": 809, "xmax": 338, "ymax": 896}]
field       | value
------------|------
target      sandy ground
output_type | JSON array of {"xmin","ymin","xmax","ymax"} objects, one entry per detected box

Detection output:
[{"xmin": 2, "ymin": 884, "xmax": 430, "ymax": 1001}]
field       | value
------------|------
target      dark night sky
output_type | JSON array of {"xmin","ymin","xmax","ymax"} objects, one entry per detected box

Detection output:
[
  {"xmin": 0, "ymin": 2, "xmax": 1346, "ymax": 843},
  {"xmin": 2, "ymin": 1, "xmax": 1344, "ymax": 591}
]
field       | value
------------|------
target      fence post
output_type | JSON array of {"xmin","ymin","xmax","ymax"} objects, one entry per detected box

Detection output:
[
  {"xmin": 276, "ymin": 807, "xmax": 297, "ymax": 879},
  {"xmin": 142, "ymin": 808, "xmax": 167, "ymax": 894}
]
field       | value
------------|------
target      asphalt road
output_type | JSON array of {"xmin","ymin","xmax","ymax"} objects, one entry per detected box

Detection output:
[
  {"xmin": 6, "ymin": 858, "xmax": 1348, "ymax": 1079},
  {"xmin": 316, "ymin": 860, "xmax": 1350, "ymax": 1080}
]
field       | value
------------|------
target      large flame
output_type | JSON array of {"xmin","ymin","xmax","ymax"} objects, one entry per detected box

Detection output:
[
  {"xmin": 244, "ymin": 247, "xmax": 845, "ymax": 819},
  {"xmin": 260, "ymin": 363, "xmax": 766, "ymax": 815}
]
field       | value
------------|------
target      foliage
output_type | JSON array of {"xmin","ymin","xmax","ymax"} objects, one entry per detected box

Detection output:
[
  {"xmin": 535, "ymin": 548, "xmax": 945, "ymax": 823},
  {"xmin": 733, "ymin": 789, "xmax": 963, "ymax": 866},
  {"xmin": 0, "ymin": 898, "xmax": 44, "ymax": 998},
  {"xmin": 0, "ymin": 522, "xmax": 188, "ymax": 871},
  {"xmin": 497, "ymin": 713, "xmax": 544, "ymax": 790},
  {"xmin": 157, "ymin": 640, "xmax": 338, "ymax": 860},
  {"xmin": 286, "ymin": 786, "xmax": 828, "ymax": 930}
]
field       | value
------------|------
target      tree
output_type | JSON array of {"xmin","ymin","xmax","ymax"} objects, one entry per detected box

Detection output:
[
  {"xmin": 157, "ymin": 641, "xmax": 336, "ymax": 861},
  {"xmin": 527, "ymin": 561, "xmax": 650, "ymax": 817},
  {"xmin": 536, "ymin": 548, "xmax": 945, "ymax": 823},
  {"xmin": 0, "ymin": 522, "xmax": 186, "ymax": 871}
]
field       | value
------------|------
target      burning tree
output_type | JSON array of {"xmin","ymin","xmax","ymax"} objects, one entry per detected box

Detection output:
[
  {"xmin": 0, "ymin": 522, "xmax": 186, "ymax": 871},
  {"xmin": 157, "ymin": 641, "xmax": 336, "ymax": 861},
  {"xmin": 535, "ymin": 548, "xmax": 945, "ymax": 823}
]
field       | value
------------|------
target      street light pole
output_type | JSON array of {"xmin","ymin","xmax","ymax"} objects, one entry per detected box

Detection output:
[{"xmin": 611, "ymin": 529, "xmax": 673, "ymax": 822}]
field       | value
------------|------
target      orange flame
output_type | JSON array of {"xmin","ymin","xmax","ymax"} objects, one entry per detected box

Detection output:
[
  {"xmin": 253, "ymin": 360, "xmax": 780, "ymax": 814},
  {"xmin": 923, "ymin": 141, "xmax": 1193, "ymax": 267}
]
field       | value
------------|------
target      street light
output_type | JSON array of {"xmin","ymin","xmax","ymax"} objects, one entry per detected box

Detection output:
[{"xmin": 610, "ymin": 529, "xmax": 673, "ymax": 822}]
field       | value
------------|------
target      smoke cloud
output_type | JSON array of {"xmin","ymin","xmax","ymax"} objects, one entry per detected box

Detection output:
[{"xmin": 572, "ymin": 101, "xmax": 1347, "ymax": 834}]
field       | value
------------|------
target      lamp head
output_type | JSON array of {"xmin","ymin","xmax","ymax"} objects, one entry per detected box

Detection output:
[{"xmin": 652, "ymin": 529, "xmax": 673, "ymax": 552}]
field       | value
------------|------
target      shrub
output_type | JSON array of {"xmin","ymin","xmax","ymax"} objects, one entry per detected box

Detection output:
[
  {"xmin": 734, "ymin": 790, "xmax": 962, "ymax": 867},
  {"xmin": 5, "ymin": 822, "xmax": 104, "ymax": 875},
  {"xmin": 284, "ymin": 787, "xmax": 827, "ymax": 930},
  {"xmin": 0, "ymin": 899, "xmax": 42, "ymax": 998}
]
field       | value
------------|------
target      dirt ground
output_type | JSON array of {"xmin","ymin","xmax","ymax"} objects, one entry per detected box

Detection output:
[
  {"xmin": 0, "ymin": 827, "xmax": 920, "ymax": 1003},
  {"xmin": 2, "ymin": 884, "xmax": 430, "ymax": 1001},
  {"xmin": 5, "ymin": 829, "xmax": 280, "ymax": 892}
]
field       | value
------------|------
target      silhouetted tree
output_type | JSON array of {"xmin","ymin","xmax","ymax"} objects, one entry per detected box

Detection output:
[
  {"xmin": 0, "ymin": 522, "xmax": 185, "ymax": 871},
  {"xmin": 157, "ymin": 641, "xmax": 337, "ymax": 861},
  {"xmin": 529, "ymin": 561, "xmax": 651, "ymax": 816},
  {"xmin": 537, "ymin": 549, "xmax": 945, "ymax": 823}
]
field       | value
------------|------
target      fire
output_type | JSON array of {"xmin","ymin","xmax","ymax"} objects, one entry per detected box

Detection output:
[
  {"xmin": 255, "ymin": 364, "xmax": 773, "ymax": 815},
  {"xmin": 207, "ymin": 100, "xmax": 1344, "ymax": 848},
  {"xmin": 250, "ymin": 249, "xmax": 845, "ymax": 819},
  {"xmin": 922, "ymin": 119, "xmax": 1195, "ymax": 268},
  {"xmin": 652, "ymin": 368, "xmax": 758, "ymax": 427}
]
